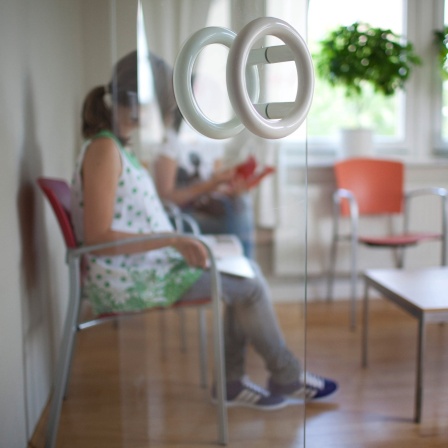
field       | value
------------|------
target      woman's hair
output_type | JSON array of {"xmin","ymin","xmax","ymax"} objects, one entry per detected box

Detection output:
[
  {"xmin": 81, "ymin": 51, "xmax": 138, "ymax": 144},
  {"xmin": 81, "ymin": 50, "xmax": 184, "ymax": 142}
]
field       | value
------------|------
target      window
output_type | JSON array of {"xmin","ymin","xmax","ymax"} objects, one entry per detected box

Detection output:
[
  {"xmin": 178, "ymin": 0, "xmax": 231, "ymax": 145},
  {"xmin": 265, "ymin": 0, "xmax": 308, "ymax": 143},
  {"xmin": 307, "ymin": 0, "xmax": 405, "ymax": 148},
  {"xmin": 147, "ymin": 0, "xmax": 448, "ymax": 159}
]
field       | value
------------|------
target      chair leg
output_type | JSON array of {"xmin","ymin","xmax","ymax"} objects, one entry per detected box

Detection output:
[
  {"xmin": 159, "ymin": 309, "xmax": 168, "ymax": 360},
  {"xmin": 327, "ymin": 198, "xmax": 341, "ymax": 302},
  {"xmin": 441, "ymin": 192, "xmax": 448, "ymax": 266},
  {"xmin": 62, "ymin": 335, "xmax": 78, "ymax": 400},
  {"xmin": 62, "ymin": 297, "xmax": 84, "ymax": 399},
  {"xmin": 394, "ymin": 246, "xmax": 405, "ymax": 268},
  {"xmin": 46, "ymin": 261, "xmax": 81, "ymax": 448},
  {"xmin": 209, "ymin": 264, "xmax": 228, "ymax": 445},
  {"xmin": 349, "ymin": 233, "xmax": 358, "ymax": 331},
  {"xmin": 178, "ymin": 308, "xmax": 187, "ymax": 353},
  {"xmin": 327, "ymin": 235, "xmax": 338, "ymax": 302},
  {"xmin": 198, "ymin": 308, "xmax": 208, "ymax": 388}
]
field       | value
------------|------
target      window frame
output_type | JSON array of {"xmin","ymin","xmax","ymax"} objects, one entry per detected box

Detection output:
[
  {"xmin": 289, "ymin": 0, "xmax": 447, "ymax": 160},
  {"xmin": 180, "ymin": 0, "xmax": 448, "ymax": 160}
]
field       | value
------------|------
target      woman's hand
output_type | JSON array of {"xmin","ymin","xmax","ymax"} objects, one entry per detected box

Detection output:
[
  {"xmin": 211, "ymin": 167, "xmax": 253, "ymax": 196},
  {"xmin": 227, "ymin": 175, "xmax": 251, "ymax": 196},
  {"xmin": 216, "ymin": 173, "xmax": 250, "ymax": 196},
  {"xmin": 210, "ymin": 167, "xmax": 235, "ymax": 188},
  {"xmin": 172, "ymin": 237, "xmax": 208, "ymax": 268}
]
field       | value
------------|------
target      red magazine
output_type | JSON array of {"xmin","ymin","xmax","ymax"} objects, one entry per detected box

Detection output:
[{"xmin": 234, "ymin": 156, "xmax": 275, "ymax": 190}]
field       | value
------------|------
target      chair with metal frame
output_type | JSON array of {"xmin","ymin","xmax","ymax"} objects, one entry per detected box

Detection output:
[
  {"xmin": 161, "ymin": 198, "xmax": 203, "ymax": 353},
  {"xmin": 327, "ymin": 157, "xmax": 448, "ymax": 329},
  {"xmin": 37, "ymin": 177, "xmax": 228, "ymax": 448},
  {"xmin": 163, "ymin": 198, "xmax": 201, "ymax": 235}
]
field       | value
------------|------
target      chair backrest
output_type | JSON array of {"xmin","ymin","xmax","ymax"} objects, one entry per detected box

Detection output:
[
  {"xmin": 334, "ymin": 157, "xmax": 404, "ymax": 216},
  {"xmin": 37, "ymin": 177, "xmax": 77, "ymax": 249}
]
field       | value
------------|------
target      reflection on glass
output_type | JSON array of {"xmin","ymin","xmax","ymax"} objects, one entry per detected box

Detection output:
[
  {"xmin": 139, "ymin": 0, "xmax": 310, "ymax": 443},
  {"xmin": 67, "ymin": 1, "xmax": 313, "ymax": 446}
]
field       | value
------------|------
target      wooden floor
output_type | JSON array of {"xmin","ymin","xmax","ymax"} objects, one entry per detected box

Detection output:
[{"xmin": 30, "ymin": 299, "xmax": 448, "ymax": 448}]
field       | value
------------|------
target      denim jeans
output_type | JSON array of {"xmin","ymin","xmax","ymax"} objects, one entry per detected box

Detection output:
[{"xmin": 179, "ymin": 261, "xmax": 301, "ymax": 384}]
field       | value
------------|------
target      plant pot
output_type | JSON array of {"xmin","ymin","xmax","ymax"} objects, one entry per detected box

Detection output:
[{"xmin": 339, "ymin": 128, "xmax": 373, "ymax": 158}]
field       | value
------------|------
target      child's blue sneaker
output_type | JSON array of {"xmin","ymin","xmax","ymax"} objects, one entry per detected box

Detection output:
[
  {"xmin": 213, "ymin": 376, "xmax": 289, "ymax": 410},
  {"xmin": 268, "ymin": 371, "xmax": 338, "ymax": 401}
]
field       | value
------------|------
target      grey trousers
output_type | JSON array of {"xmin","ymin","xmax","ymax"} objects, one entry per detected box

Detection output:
[{"xmin": 179, "ymin": 261, "xmax": 301, "ymax": 384}]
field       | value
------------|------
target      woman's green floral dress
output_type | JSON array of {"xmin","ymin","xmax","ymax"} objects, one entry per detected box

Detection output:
[{"xmin": 71, "ymin": 131, "xmax": 202, "ymax": 315}]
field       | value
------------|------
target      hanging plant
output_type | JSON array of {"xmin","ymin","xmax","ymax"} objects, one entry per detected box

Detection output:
[
  {"xmin": 313, "ymin": 22, "xmax": 421, "ymax": 99},
  {"xmin": 434, "ymin": 26, "xmax": 448, "ymax": 80}
]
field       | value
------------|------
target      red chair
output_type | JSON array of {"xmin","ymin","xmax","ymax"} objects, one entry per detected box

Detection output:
[
  {"xmin": 37, "ymin": 177, "xmax": 228, "ymax": 448},
  {"xmin": 327, "ymin": 158, "xmax": 448, "ymax": 328}
]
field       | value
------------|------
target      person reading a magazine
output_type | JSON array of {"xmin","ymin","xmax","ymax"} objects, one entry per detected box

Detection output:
[
  {"xmin": 151, "ymin": 56, "xmax": 269, "ymax": 260},
  {"xmin": 155, "ymin": 132, "xmax": 256, "ymax": 259},
  {"xmin": 71, "ymin": 50, "xmax": 338, "ymax": 411}
]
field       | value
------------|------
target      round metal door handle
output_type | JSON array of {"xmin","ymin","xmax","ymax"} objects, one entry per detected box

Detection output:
[
  {"xmin": 226, "ymin": 17, "xmax": 314, "ymax": 139},
  {"xmin": 173, "ymin": 26, "xmax": 260, "ymax": 139}
]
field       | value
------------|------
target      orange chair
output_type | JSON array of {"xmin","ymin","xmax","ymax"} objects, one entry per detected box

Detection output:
[
  {"xmin": 37, "ymin": 177, "xmax": 228, "ymax": 448},
  {"xmin": 327, "ymin": 158, "xmax": 448, "ymax": 328}
]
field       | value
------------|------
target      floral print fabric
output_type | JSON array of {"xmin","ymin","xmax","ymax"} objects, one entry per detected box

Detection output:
[{"xmin": 71, "ymin": 131, "xmax": 202, "ymax": 315}]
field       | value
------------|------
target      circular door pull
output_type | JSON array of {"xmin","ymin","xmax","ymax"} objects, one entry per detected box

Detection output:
[
  {"xmin": 173, "ymin": 17, "xmax": 314, "ymax": 140},
  {"xmin": 227, "ymin": 17, "xmax": 314, "ymax": 139},
  {"xmin": 173, "ymin": 26, "xmax": 260, "ymax": 139}
]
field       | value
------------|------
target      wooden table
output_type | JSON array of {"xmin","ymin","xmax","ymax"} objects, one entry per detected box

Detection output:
[{"xmin": 362, "ymin": 267, "xmax": 448, "ymax": 423}]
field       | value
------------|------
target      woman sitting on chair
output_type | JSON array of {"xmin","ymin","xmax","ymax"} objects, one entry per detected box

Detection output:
[{"xmin": 71, "ymin": 50, "xmax": 337, "ymax": 409}]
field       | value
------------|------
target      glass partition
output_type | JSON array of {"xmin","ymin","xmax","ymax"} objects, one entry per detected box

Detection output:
[{"xmin": 71, "ymin": 0, "xmax": 309, "ymax": 445}]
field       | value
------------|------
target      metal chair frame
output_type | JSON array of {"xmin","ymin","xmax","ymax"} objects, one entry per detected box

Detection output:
[
  {"xmin": 327, "ymin": 163, "xmax": 448, "ymax": 329},
  {"xmin": 162, "ymin": 199, "xmax": 204, "ymax": 354},
  {"xmin": 37, "ymin": 178, "xmax": 228, "ymax": 448}
]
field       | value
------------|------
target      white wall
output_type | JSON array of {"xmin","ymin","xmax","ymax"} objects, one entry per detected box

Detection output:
[
  {"xmin": 0, "ymin": 1, "xmax": 84, "ymax": 445},
  {"xmin": 0, "ymin": 1, "xmax": 138, "ymax": 445},
  {"xmin": 0, "ymin": 0, "xmax": 138, "ymax": 445},
  {"xmin": 81, "ymin": 0, "xmax": 137, "ymax": 91}
]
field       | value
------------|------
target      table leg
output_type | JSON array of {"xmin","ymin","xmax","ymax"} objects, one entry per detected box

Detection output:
[
  {"xmin": 415, "ymin": 315, "xmax": 426, "ymax": 423},
  {"xmin": 362, "ymin": 281, "xmax": 369, "ymax": 368}
]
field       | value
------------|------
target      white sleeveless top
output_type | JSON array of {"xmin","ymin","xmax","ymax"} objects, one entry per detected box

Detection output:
[{"xmin": 70, "ymin": 131, "xmax": 202, "ymax": 315}]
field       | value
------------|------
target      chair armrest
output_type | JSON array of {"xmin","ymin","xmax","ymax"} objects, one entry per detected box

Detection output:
[
  {"xmin": 162, "ymin": 199, "xmax": 184, "ymax": 231},
  {"xmin": 162, "ymin": 199, "xmax": 201, "ymax": 235},
  {"xmin": 405, "ymin": 186, "xmax": 448, "ymax": 201},
  {"xmin": 333, "ymin": 188, "xmax": 359, "ymax": 220},
  {"xmin": 68, "ymin": 233, "xmax": 221, "ymax": 307},
  {"xmin": 69, "ymin": 233, "xmax": 204, "ymax": 259},
  {"xmin": 404, "ymin": 186, "xmax": 448, "ymax": 224},
  {"xmin": 334, "ymin": 188, "xmax": 356, "ymax": 201},
  {"xmin": 404, "ymin": 187, "xmax": 448, "ymax": 265},
  {"xmin": 179, "ymin": 213, "xmax": 201, "ymax": 235},
  {"xmin": 332, "ymin": 188, "xmax": 359, "ymax": 241},
  {"xmin": 162, "ymin": 199, "xmax": 182, "ymax": 217}
]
